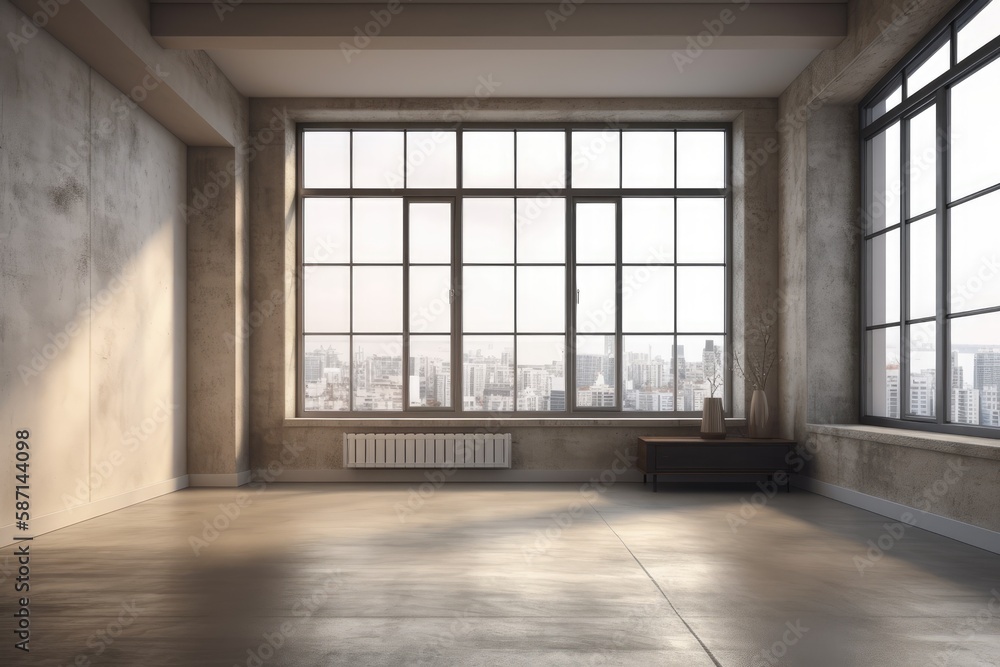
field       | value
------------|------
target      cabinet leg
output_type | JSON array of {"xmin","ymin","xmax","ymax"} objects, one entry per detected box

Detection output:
[{"xmin": 653, "ymin": 474, "xmax": 657, "ymax": 492}]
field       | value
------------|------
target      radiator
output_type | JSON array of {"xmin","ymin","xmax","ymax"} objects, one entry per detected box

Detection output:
[{"xmin": 343, "ymin": 433, "xmax": 511, "ymax": 469}]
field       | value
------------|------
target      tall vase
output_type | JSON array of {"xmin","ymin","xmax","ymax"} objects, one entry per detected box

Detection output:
[
  {"xmin": 748, "ymin": 389, "xmax": 769, "ymax": 438},
  {"xmin": 700, "ymin": 397, "xmax": 726, "ymax": 440}
]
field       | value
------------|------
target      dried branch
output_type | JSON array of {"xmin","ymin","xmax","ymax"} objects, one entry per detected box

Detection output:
[{"xmin": 733, "ymin": 323, "xmax": 777, "ymax": 390}]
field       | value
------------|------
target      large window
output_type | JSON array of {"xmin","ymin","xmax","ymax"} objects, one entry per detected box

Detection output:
[
  {"xmin": 862, "ymin": 0, "xmax": 1000, "ymax": 435},
  {"xmin": 299, "ymin": 124, "xmax": 730, "ymax": 416}
]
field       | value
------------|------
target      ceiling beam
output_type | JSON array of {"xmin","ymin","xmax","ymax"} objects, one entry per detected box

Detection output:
[
  {"xmin": 150, "ymin": 2, "xmax": 847, "ymax": 50},
  {"xmin": 9, "ymin": 0, "xmax": 237, "ymax": 146}
]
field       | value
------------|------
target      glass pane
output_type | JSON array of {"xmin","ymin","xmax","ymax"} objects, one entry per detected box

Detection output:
[
  {"xmin": 676, "ymin": 131, "xmax": 725, "ymax": 188},
  {"xmin": 871, "ymin": 83, "xmax": 903, "ymax": 123},
  {"xmin": 951, "ymin": 56, "xmax": 1000, "ymax": 201},
  {"xmin": 353, "ymin": 198, "xmax": 403, "ymax": 263},
  {"xmin": 576, "ymin": 202, "xmax": 616, "ymax": 263},
  {"xmin": 622, "ymin": 131, "xmax": 675, "ymax": 188},
  {"xmin": 463, "ymin": 266, "xmax": 514, "ymax": 332},
  {"xmin": 463, "ymin": 336, "xmax": 514, "ymax": 411},
  {"xmin": 678, "ymin": 336, "xmax": 725, "ymax": 411},
  {"xmin": 409, "ymin": 336, "xmax": 451, "ymax": 408},
  {"xmin": 517, "ymin": 267, "xmax": 564, "ymax": 333},
  {"xmin": 353, "ymin": 266, "xmax": 403, "ymax": 332},
  {"xmin": 867, "ymin": 326, "xmax": 901, "ymax": 418},
  {"xmin": 575, "ymin": 335, "xmax": 616, "ymax": 408},
  {"xmin": 908, "ymin": 105, "xmax": 937, "ymax": 218},
  {"xmin": 571, "ymin": 131, "xmax": 621, "ymax": 188},
  {"xmin": 951, "ymin": 311, "xmax": 1000, "ymax": 426},
  {"xmin": 868, "ymin": 229, "xmax": 900, "ymax": 325},
  {"xmin": 906, "ymin": 40, "xmax": 949, "ymax": 96},
  {"xmin": 949, "ymin": 189, "xmax": 1000, "ymax": 314},
  {"xmin": 576, "ymin": 266, "xmax": 616, "ymax": 334},
  {"xmin": 677, "ymin": 267, "xmax": 725, "ymax": 332},
  {"xmin": 868, "ymin": 122, "xmax": 901, "ymax": 233},
  {"xmin": 463, "ymin": 132, "xmax": 514, "ymax": 188},
  {"xmin": 352, "ymin": 131, "xmax": 404, "ymax": 189},
  {"xmin": 410, "ymin": 266, "xmax": 451, "ymax": 334},
  {"xmin": 353, "ymin": 335, "xmax": 403, "ymax": 411},
  {"xmin": 958, "ymin": 0, "xmax": 1000, "ymax": 61},
  {"xmin": 406, "ymin": 131, "xmax": 456, "ymax": 189},
  {"xmin": 463, "ymin": 198, "xmax": 514, "ymax": 263},
  {"xmin": 907, "ymin": 321, "xmax": 936, "ymax": 417},
  {"xmin": 908, "ymin": 216, "xmax": 937, "ymax": 320},
  {"xmin": 622, "ymin": 265, "xmax": 674, "ymax": 332},
  {"xmin": 623, "ymin": 336, "xmax": 674, "ymax": 412},
  {"xmin": 517, "ymin": 131, "xmax": 565, "ymax": 188},
  {"xmin": 517, "ymin": 335, "xmax": 565, "ymax": 411},
  {"xmin": 303, "ymin": 266, "xmax": 350, "ymax": 332},
  {"xmin": 623, "ymin": 198, "xmax": 674, "ymax": 264},
  {"xmin": 409, "ymin": 202, "xmax": 451, "ymax": 264},
  {"xmin": 517, "ymin": 197, "xmax": 565, "ymax": 263},
  {"xmin": 303, "ymin": 131, "xmax": 350, "ymax": 189},
  {"xmin": 676, "ymin": 198, "xmax": 725, "ymax": 263},
  {"xmin": 303, "ymin": 336, "xmax": 350, "ymax": 412},
  {"xmin": 303, "ymin": 198, "xmax": 350, "ymax": 263}
]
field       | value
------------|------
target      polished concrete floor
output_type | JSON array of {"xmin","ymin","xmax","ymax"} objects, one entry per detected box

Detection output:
[{"xmin": 2, "ymin": 483, "xmax": 999, "ymax": 666}]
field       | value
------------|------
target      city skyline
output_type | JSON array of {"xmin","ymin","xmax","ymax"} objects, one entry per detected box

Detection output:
[
  {"xmin": 304, "ymin": 336, "xmax": 726, "ymax": 413},
  {"xmin": 881, "ymin": 346, "xmax": 1000, "ymax": 426}
]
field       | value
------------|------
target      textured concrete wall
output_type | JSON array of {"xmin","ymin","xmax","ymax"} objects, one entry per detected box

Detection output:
[
  {"xmin": 774, "ymin": 0, "xmax": 1000, "ymax": 535},
  {"xmin": 805, "ymin": 105, "xmax": 860, "ymax": 426},
  {"xmin": 807, "ymin": 427, "xmax": 1000, "ymax": 532},
  {"xmin": 0, "ymin": 0, "xmax": 186, "ymax": 539},
  {"xmin": 186, "ymin": 147, "xmax": 250, "ymax": 476},
  {"xmin": 247, "ymin": 98, "xmax": 780, "ymax": 477},
  {"xmin": 777, "ymin": 0, "xmax": 962, "ymax": 444}
]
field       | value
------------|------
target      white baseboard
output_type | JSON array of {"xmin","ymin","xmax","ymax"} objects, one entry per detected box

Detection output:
[
  {"xmin": 0, "ymin": 475, "xmax": 189, "ymax": 548},
  {"xmin": 258, "ymin": 468, "xmax": 644, "ymax": 484},
  {"xmin": 188, "ymin": 470, "xmax": 252, "ymax": 487},
  {"xmin": 793, "ymin": 476, "xmax": 1000, "ymax": 555}
]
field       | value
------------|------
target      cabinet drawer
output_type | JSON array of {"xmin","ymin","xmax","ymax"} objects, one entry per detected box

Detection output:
[{"xmin": 654, "ymin": 445, "xmax": 789, "ymax": 471}]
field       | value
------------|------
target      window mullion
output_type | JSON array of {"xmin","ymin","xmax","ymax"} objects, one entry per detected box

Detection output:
[
  {"xmin": 936, "ymin": 88, "xmax": 949, "ymax": 425},
  {"xmin": 454, "ymin": 198, "xmax": 463, "ymax": 412}
]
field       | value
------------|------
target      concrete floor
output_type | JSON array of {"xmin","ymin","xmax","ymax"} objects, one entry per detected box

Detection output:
[{"xmin": 2, "ymin": 483, "xmax": 999, "ymax": 666}]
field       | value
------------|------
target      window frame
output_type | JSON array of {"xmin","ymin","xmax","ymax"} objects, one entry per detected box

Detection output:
[
  {"xmin": 297, "ymin": 121, "xmax": 733, "ymax": 418},
  {"xmin": 860, "ymin": 0, "xmax": 1000, "ymax": 438}
]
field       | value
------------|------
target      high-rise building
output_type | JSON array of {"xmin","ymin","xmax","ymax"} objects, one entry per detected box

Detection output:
[
  {"xmin": 973, "ymin": 348, "xmax": 1000, "ymax": 391},
  {"xmin": 980, "ymin": 386, "xmax": 1000, "ymax": 427},
  {"xmin": 886, "ymin": 367, "xmax": 900, "ymax": 418},
  {"xmin": 951, "ymin": 388, "xmax": 980, "ymax": 425},
  {"xmin": 951, "ymin": 351, "xmax": 964, "ymax": 390},
  {"xmin": 304, "ymin": 352, "xmax": 323, "ymax": 383},
  {"xmin": 909, "ymin": 370, "xmax": 935, "ymax": 417}
]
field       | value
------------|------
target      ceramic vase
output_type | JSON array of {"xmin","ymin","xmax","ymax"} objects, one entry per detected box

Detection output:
[
  {"xmin": 700, "ymin": 397, "xmax": 726, "ymax": 439},
  {"xmin": 748, "ymin": 389, "xmax": 769, "ymax": 438}
]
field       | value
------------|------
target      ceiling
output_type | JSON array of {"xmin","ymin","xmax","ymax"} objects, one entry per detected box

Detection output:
[
  {"xmin": 150, "ymin": 0, "xmax": 848, "ymax": 98},
  {"xmin": 206, "ymin": 48, "xmax": 825, "ymax": 98}
]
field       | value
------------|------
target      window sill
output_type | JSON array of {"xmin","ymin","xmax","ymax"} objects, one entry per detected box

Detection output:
[
  {"xmin": 806, "ymin": 424, "xmax": 1000, "ymax": 461},
  {"xmin": 285, "ymin": 417, "xmax": 747, "ymax": 429}
]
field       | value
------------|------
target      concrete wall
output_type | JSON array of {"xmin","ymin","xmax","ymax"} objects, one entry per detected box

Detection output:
[
  {"xmin": 0, "ymin": 0, "xmax": 187, "ymax": 545},
  {"xmin": 776, "ymin": 0, "xmax": 1000, "ymax": 538},
  {"xmin": 247, "ymin": 98, "xmax": 781, "ymax": 479}
]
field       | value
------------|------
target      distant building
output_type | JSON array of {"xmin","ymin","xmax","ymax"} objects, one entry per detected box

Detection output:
[
  {"xmin": 886, "ymin": 367, "xmax": 900, "ymax": 418},
  {"xmin": 909, "ymin": 370, "xmax": 935, "ymax": 417},
  {"xmin": 951, "ymin": 388, "xmax": 980, "ymax": 425},
  {"xmin": 980, "ymin": 386, "xmax": 1000, "ymax": 427},
  {"xmin": 974, "ymin": 348, "xmax": 1000, "ymax": 391}
]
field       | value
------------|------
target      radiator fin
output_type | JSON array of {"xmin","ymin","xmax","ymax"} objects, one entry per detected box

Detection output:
[{"xmin": 344, "ymin": 433, "xmax": 511, "ymax": 469}]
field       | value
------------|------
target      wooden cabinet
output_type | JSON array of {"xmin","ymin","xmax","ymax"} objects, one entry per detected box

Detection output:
[{"xmin": 637, "ymin": 436, "xmax": 797, "ymax": 492}]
